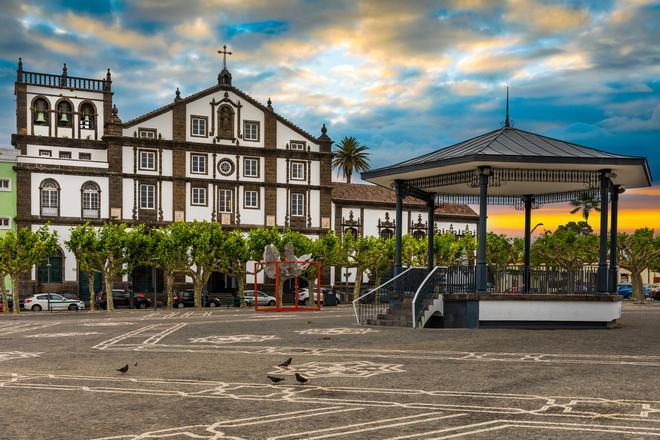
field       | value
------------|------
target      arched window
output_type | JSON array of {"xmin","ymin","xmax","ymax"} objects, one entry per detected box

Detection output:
[
  {"xmin": 32, "ymin": 97, "xmax": 49, "ymax": 126},
  {"xmin": 40, "ymin": 179, "xmax": 60, "ymax": 217},
  {"xmin": 81, "ymin": 181, "xmax": 101, "ymax": 219},
  {"xmin": 217, "ymin": 105, "xmax": 234, "ymax": 139},
  {"xmin": 37, "ymin": 248, "xmax": 63, "ymax": 283},
  {"xmin": 57, "ymin": 100, "xmax": 72, "ymax": 127},
  {"xmin": 379, "ymin": 229, "xmax": 394, "ymax": 240},
  {"xmin": 79, "ymin": 102, "xmax": 95, "ymax": 129}
]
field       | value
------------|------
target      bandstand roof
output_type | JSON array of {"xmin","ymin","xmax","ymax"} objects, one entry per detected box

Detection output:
[{"xmin": 362, "ymin": 126, "xmax": 652, "ymax": 206}]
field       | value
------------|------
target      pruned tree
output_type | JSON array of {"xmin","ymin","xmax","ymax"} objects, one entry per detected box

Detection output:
[
  {"xmin": 183, "ymin": 221, "xmax": 228, "ymax": 309},
  {"xmin": 221, "ymin": 230, "xmax": 251, "ymax": 307},
  {"xmin": 151, "ymin": 223, "xmax": 191, "ymax": 310},
  {"xmin": 617, "ymin": 228, "xmax": 660, "ymax": 304},
  {"xmin": 66, "ymin": 223, "xmax": 103, "ymax": 311},
  {"xmin": 343, "ymin": 234, "xmax": 393, "ymax": 300},
  {"xmin": 0, "ymin": 226, "xmax": 59, "ymax": 314}
]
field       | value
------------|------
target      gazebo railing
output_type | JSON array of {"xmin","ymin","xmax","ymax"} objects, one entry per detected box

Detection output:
[
  {"xmin": 490, "ymin": 265, "xmax": 598, "ymax": 294},
  {"xmin": 352, "ymin": 267, "xmax": 428, "ymax": 325}
]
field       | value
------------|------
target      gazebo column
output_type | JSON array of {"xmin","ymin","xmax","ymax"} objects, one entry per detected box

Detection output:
[
  {"xmin": 476, "ymin": 167, "xmax": 490, "ymax": 293},
  {"xmin": 608, "ymin": 185, "xmax": 622, "ymax": 293},
  {"xmin": 522, "ymin": 195, "xmax": 533, "ymax": 294},
  {"xmin": 427, "ymin": 199, "xmax": 435, "ymax": 272},
  {"xmin": 597, "ymin": 170, "xmax": 610, "ymax": 293},
  {"xmin": 394, "ymin": 180, "xmax": 403, "ymax": 276}
]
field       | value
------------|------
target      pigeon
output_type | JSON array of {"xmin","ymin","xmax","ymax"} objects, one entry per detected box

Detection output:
[
  {"xmin": 295, "ymin": 373, "xmax": 309, "ymax": 384},
  {"xmin": 267, "ymin": 375, "xmax": 285, "ymax": 384},
  {"xmin": 117, "ymin": 364, "xmax": 129, "ymax": 374},
  {"xmin": 134, "ymin": 362, "xmax": 138, "ymax": 367},
  {"xmin": 322, "ymin": 337, "xmax": 331, "ymax": 341},
  {"xmin": 278, "ymin": 357, "xmax": 292, "ymax": 368}
]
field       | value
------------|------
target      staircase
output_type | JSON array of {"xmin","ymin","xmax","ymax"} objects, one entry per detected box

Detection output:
[{"xmin": 366, "ymin": 295, "xmax": 414, "ymax": 327}]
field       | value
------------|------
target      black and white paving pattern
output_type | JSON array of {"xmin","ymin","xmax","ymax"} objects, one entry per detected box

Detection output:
[{"xmin": 0, "ymin": 303, "xmax": 658, "ymax": 439}]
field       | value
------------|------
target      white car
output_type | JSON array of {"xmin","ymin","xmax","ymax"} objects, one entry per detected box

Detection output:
[
  {"xmin": 23, "ymin": 293, "xmax": 85, "ymax": 311},
  {"xmin": 243, "ymin": 290, "xmax": 276, "ymax": 306},
  {"xmin": 298, "ymin": 288, "xmax": 341, "ymax": 305}
]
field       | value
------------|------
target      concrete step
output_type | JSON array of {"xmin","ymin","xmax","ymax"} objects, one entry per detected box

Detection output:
[{"xmin": 366, "ymin": 318, "xmax": 412, "ymax": 327}]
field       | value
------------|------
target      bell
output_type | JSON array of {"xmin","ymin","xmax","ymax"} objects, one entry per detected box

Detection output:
[
  {"xmin": 59, "ymin": 112, "xmax": 69, "ymax": 123},
  {"xmin": 35, "ymin": 112, "xmax": 46, "ymax": 123},
  {"xmin": 83, "ymin": 114, "xmax": 91, "ymax": 122}
]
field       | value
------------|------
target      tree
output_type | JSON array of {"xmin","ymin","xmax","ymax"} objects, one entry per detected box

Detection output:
[
  {"xmin": 331, "ymin": 136, "xmax": 370, "ymax": 183},
  {"xmin": 183, "ymin": 221, "xmax": 228, "ymax": 309},
  {"xmin": 151, "ymin": 223, "xmax": 194, "ymax": 310},
  {"xmin": 433, "ymin": 232, "xmax": 463, "ymax": 266},
  {"xmin": 220, "ymin": 230, "xmax": 251, "ymax": 307},
  {"xmin": 617, "ymin": 228, "xmax": 660, "ymax": 304},
  {"xmin": 0, "ymin": 226, "xmax": 59, "ymax": 314},
  {"xmin": 569, "ymin": 193, "xmax": 600, "ymax": 224},
  {"xmin": 342, "ymin": 234, "xmax": 393, "ymax": 300},
  {"xmin": 402, "ymin": 234, "xmax": 425, "ymax": 267},
  {"xmin": 66, "ymin": 224, "xmax": 104, "ymax": 311}
]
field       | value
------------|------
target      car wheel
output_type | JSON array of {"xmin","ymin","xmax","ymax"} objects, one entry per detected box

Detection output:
[
  {"xmin": 209, "ymin": 302, "xmax": 216, "ymax": 307},
  {"xmin": 268, "ymin": 300, "xmax": 275, "ymax": 306},
  {"xmin": 177, "ymin": 302, "xmax": 185, "ymax": 308},
  {"xmin": 140, "ymin": 302, "xmax": 148, "ymax": 309},
  {"xmin": 32, "ymin": 304, "xmax": 42, "ymax": 312},
  {"xmin": 68, "ymin": 304, "xmax": 78, "ymax": 311},
  {"xmin": 301, "ymin": 299, "xmax": 308, "ymax": 306}
]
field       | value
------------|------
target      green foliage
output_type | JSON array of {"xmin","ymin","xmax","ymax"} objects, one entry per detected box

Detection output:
[
  {"xmin": 617, "ymin": 228, "xmax": 660, "ymax": 303},
  {"xmin": 0, "ymin": 225, "xmax": 58, "ymax": 314},
  {"xmin": 151, "ymin": 223, "xmax": 193, "ymax": 309},
  {"xmin": 569, "ymin": 193, "xmax": 601, "ymax": 224},
  {"xmin": 331, "ymin": 136, "xmax": 370, "ymax": 184},
  {"xmin": 66, "ymin": 223, "xmax": 104, "ymax": 310},
  {"xmin": 532, "ymin": 222, "xmax": 599, "ymax": 270},
  {"xmin": 184, "ymin": 221, "xmax": 228, "ymax": 308},
  {"xmin": 433, "ymin": 232, "xmax": 463, "ymax": 266},
  {"xmin": 342, "ymin": 233, "xmax": 394, "ymax": 300}
]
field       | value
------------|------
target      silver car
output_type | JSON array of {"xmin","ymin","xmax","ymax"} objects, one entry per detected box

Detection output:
[
  {"xmin": 23, "ymin": 293, "xmax": 85, "ymax": 311},
  {"xmin": 243, "ymin": 290, "xmax": 276, "ymax": 306}
]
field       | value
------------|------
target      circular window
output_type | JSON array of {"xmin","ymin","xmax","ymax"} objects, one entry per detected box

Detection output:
[{"xmin": 218, "ymin": 159, "xmax": 234, "ymax": 176}]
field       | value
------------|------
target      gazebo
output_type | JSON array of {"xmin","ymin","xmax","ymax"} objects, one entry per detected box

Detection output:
[{"xmin": 359, "ymin": 116, "xmax": 651, "ymax": 328}]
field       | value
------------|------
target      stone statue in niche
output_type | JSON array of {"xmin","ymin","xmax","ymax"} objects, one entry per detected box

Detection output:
[{"xmin": 218, "ymin": 105, "xmax": 234, "ymax": 139}]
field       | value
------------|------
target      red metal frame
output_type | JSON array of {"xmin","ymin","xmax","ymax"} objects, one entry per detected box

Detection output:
[{"xmin": 253, "ymin": 261, "xmax": 321, "ymax": 312}]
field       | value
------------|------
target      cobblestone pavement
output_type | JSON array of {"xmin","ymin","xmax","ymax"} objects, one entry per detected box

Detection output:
[{"xmin": 0, "ymin": 303, "xmax": 659, "ymax": 439}]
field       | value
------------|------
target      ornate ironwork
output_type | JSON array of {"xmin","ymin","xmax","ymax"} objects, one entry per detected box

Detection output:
[
  {"xmin": 433, "ymin": 189, "xmax": 601, "ymax": 207},
  {"xmin": 341, "ymin": 210, "xmax": 361, "ymax": 237},
  {"xmin": 378, "ymin": 212, "xmax": 395, "ymax": 239},
  {"xmin": 410, "ymin": 213, "xmax": 427, "ymax": 239}
]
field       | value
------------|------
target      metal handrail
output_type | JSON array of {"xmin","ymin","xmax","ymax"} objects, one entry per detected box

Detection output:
[
  {"xmin": 411, "ymin": 266, "xmax": 441, "ymax": 329},
  {"xmin": 352, "ymin": 267, "xmax": 413, "ymax": 324}
]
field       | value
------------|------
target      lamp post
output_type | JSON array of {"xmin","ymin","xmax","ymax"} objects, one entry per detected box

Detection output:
[
  {"xmin": 343, "ymin": 268, "xmax": 350, "ymax": 302},
  {"xmin": 151, "ymin": 258, "xmax": 158, "ymax": 311},
  {"xmin": 531, "ymin": 223, "xmax": 544, "ymax": 234},
  {"xmin": 46, "ymin": 258, "xmax": 52, "ymax": 312}
]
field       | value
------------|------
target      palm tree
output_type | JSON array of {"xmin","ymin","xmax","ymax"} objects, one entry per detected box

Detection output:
[
  {"xmin": 569, "ymin": 193, "xmax": 601, "ymax": 224},
  {"xmin": 331, "ymin": 136, "xmax": 370, "ymax": 183}
]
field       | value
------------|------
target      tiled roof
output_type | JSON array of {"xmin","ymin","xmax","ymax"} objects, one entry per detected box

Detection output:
[{"xmin": 332, "ymin": 183, "xmax": 478, "ymax": 217}]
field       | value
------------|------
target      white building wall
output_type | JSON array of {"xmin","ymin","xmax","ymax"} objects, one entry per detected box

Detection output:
[
  {"xmin": 161, "ymin": 181, "xmax": 173, "ymax": 221},
  {"xmin": 276, "ymin": 187, "xmax": 287, "ymax": 226},
  {"xmin": 122, "ymin": 178, "xmax": 134, "ymax": 220},
  {"xmin": 24, "ymin": 145, "xmax": 107, "ymax": 162},
  {"xmin": 238, "ymin": 186, "xmax": 264, "ymax": 225},
  {"xmin": 309, "ymin": 190, "xmax": 320, "ymax": 228},
  {"xmin": 276, "ymin": 121, "xmax": 319, "ymax": 151},
  {"xmin": 123, "ymin": 110, "xmax": 173, "ymax": 140},
  {"xmin": 30, "ymin": 173, "xmax": 109, "ymax": 218},
  {"xmin": 185, "ymin": 182, "xmax": 213, "ymax": 221},
  {"xmin": 31, "ymin": 223, "xmax": 77, "ymax": 282}
]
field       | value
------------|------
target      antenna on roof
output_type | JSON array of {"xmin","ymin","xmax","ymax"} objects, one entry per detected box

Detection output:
[{"xmin": 504, "ymin": 86, "xmax": 510, "ymax": 128}]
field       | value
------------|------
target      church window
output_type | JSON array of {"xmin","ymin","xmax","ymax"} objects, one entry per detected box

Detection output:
[
  {"xmin": 39, "ymin": 150, "xmax": 52, "ymax": 157},
  {"xmin": 191, "ymin": 187, "xmax": 207, "ymax": 206},
  {"xmin": 40, "ymin": 179, "xmax": 60, "ymax": 217},
  {"xmin": 139, "ymin": 150, "xmax": 156, "ymax": 171},
  {"xmin": 33, "ymin": 98, "xmax": 49, "ymax": 125},
  {"xmin": 191, "ymin": 116, "xmax": 207, "ymax": 137},
  {"xmin": 243, "ymin": 158, "xmax": 259, "ymax": 177},
  {"xmin": 290, "ymin": 161, "xmax": 305, "ymax": 180},
  {"xmin": 139, "ymin": 184, "xmax": 155, "ymax": 209},
  {"xmin": 218, "ymin": 189, "xmax": 233, "ymax": 213},
  {"xmin": 37, "ymin": 249, "xmax": 63, "ymax": 283},
  {"xmin": 380, "ymin": 229, "xmax": 394, "ymax": 240},
  {"xmin": 57, "ymin": 100, "xmax": 73, "ymax": 127},
  {"xmin": 79, "ymin": 102, "xmax": 95, "ymax": 129},
  {"xmin": 138, "ymin": 128, "xmax": 157, "ymax": 139},
  {"xmin": 79, "ymin": 152, "xmax": 92, "ymax": 160},
  {"xmin": 412, "ymin": 230, "xmax": 426, "ymax": 240},
  {"xmin": 243, "ymin": 121, "xmax": 259, "ymax": 141},
  {"xmin": 218, "ymin": 159, "xmax": 234, "ymax": 176},
  {"xmin": 244, "ymin": 190, "xmax": 259, "ymax": 209},
  {"xmin": 0, "ymin": 179, "xmax": 10, "ymax": 191},
  {"xmin": 191, "ymin": 154, "xmax": 207, "ymax": 174},
  {"xmin": 81, "ymin": 181, "xmax": 101, "ymax": 219},
  {"xmin": 291, "ymin": 193, "xmax": 304, "ymax": 216},
  {"xmin": 0, "ymin": 217, "xmax": 10, "ymax": 229},
  {"xmin": 59, "ymin": 151, "xmax": 72, "ymax": 159},
  {"xmin": 218, "ymin": 105, "xmax": 234, "ymax": 139},
  {"xmin": 290, "ymin": 141, "xmax": 305, "ymax": 150}
]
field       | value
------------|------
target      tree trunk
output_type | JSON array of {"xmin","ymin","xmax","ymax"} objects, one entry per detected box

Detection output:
[
  {"xmin": 277, "ymin": 276, "xmax": 286, "ymax": 305},
  {"xmin": 236, "ymin": 272, "xmax": 245, "ymax": 308},
  {"xmin": 352, "ymin": 267, "xmax": 363, "ymax": 301},
  {"xmin": 11, "ymin": 275, "xmax": 20, "ymax": 315},
  {"xmin": 164, "ymin": 271, "xmax": 174, "ymax": 310},
  {"xmin": 193, "ymin": 276, "xmax": 204, "ymax": 309},
  {"xmin": 87, "ymin": 272, "xmax": 96, "ymax": 311},
  {"xmin": 1, "ymin": 274, "xmax": 9, "ymax": 314},
  {"xmin": 104, "ymin": 276, "xmax": 114, "ymax": 311},
  {"xmin": 632, "ymin": 270, "xmax": 646, "ymax": 304}
]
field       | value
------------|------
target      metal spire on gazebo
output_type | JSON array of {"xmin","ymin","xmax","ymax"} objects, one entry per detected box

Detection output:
[{"xmin": 362, "ymin": 116, "xmax": 651, "ymax": 295}]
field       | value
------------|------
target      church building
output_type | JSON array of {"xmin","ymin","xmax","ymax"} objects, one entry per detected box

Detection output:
[{"xmin": 10, "ymin": 53, "xmax": 477, "ymax": 298}]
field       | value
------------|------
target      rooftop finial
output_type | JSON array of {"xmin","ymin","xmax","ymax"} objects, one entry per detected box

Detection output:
[
  {"xmin": 17, "ymin": 58, "xmax": 23, "ymax": 82},
  {"xmin": 112, "ymin": 104, "xmax": 118, "ymax": 116},
  {"xmin": 504, "ymin": 86, "xmax": 510, "ymax": 128},
  {"xmin": 62, "ymin": 63, "xmax": 68, "ymax": 77},
  {"xmin": 321, "ymin": 123, "xmax": 327, "ymax": 135},
  {"xmin": 17, "ymin": 57, "xmax": 22, "ymax": 71},
  {"xmin": 106, "ymin": 68, "xmax": 111, "ymax": 81},
  {"xmin": 218, "ymin": 44, "xmax": 232, "ymax": 70},
  {"xmin": 267, "ymin": 97, "xmax": 273, "ymax": 111},
  {"xmin": 174, "ymin": 87, "xmax": 181, "ymax": 102}
]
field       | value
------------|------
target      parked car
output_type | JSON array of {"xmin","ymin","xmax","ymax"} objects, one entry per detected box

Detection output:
[
  {"xmin": 96, "ymin": 289, "xmax": 152, "ymax": 309},
  {"xmin": 649, "ymin": 283, "xmax": 660, "ymax": 300},
  {"xmin": 298, "ymin": 287, "xmax": 341, "ymax": 305},
  {"xmin": 60, "ymin": 293, "xmax": 81, "ymax": 301},
  {"xmin": 0, "ymin": 294, "xmax": 22, "ymax": 312},
  {"xmin": 172, "ymin": 290, "xmax": 221, "ymax": 308},
  {"xmin": 616, "ymin": 283, "xmax": 650, "ymax": 299},
  {"xmin": 243, "ymin": 290, "xmax": 276, "ymax": 306},
  {"xmin": 23, "ymin": 293, "xmax": 85, "ymax": 311}
]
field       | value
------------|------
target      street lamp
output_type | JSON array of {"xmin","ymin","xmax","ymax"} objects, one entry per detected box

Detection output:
[
  {"xmin": 46, "ymin": 258, "xmax": 52, "ymax": 313},
  {"xmin": 531, "ymin": 222, "xmax": 544, "ymax": 234},
  {"xmin": 151, "ymin": 257, "xmax": 158, "ymax": 311}
]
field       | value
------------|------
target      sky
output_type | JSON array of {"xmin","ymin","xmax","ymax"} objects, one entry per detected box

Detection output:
[{"xmin": 0, "ymin": 0, "xmax": 658, "ymax": 235}]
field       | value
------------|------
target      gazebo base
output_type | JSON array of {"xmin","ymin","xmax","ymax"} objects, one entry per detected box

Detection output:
[{"xmin": 437, "ymin": 293, "xmax": 621, "ymax": 329}]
